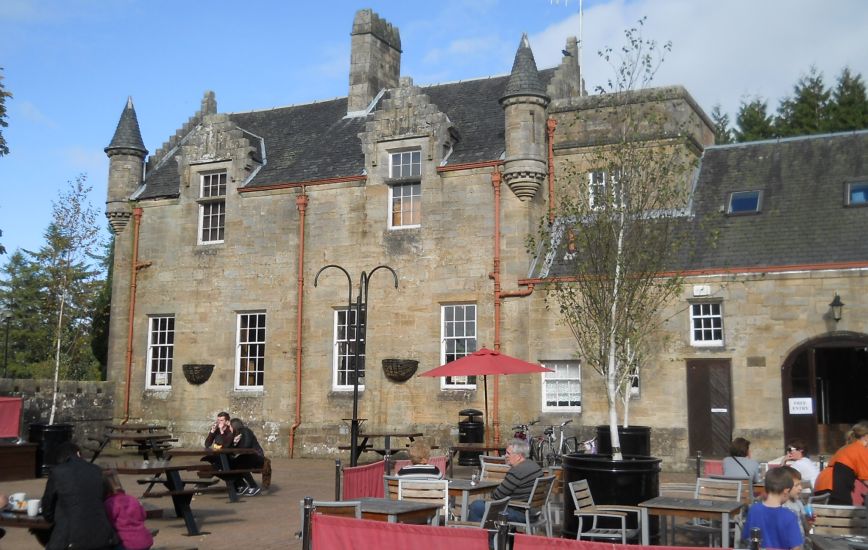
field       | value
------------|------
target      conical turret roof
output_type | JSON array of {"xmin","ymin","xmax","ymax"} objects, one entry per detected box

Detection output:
[
  {"xmin": 105, "ymin": 97, "xmax": 148, "ymax": 156},
  {"xmin": 500, "ymin": 34, "xmax": 548, "ymax": 102}
]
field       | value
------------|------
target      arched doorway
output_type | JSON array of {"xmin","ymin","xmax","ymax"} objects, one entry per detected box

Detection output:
[{"xmin": 782, "ymin": 332, "xmax": 868, "ymax": 455}]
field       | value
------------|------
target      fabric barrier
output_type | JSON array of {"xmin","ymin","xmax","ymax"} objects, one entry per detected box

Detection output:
[
  {"xmin": 514, "ymin": 534, "xmax": 711, "ymax": 550},
  {"xmin": 702, "ymin": 459, "xmax": 724, "ymax": 476},
  {"xmin": 342, "ymin": 460, "xmax": 385, "ymax": 499},
  {"xmin": 311, "ymin": 513, "xmax": 489, "ymax": 550},
  {"xmin": 0, "ymin": 396, "xmax": 22, "ymax": 438}
]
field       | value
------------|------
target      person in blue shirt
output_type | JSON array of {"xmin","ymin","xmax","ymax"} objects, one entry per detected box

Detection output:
[{"xmin": 742, "ymin": 466, "xmax": 804, "ymax": 550}]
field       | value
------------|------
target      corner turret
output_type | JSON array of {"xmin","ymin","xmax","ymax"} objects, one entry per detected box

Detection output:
[
  {"xmin": 105, "ymin": 97, "xmax": 147, "ymax": 233},
  {"xmin": 500, "ymin": 34, "xmax": 549, "ymax": 201}
]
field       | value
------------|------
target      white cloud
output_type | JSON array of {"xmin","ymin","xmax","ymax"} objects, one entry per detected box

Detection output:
[
  {"xmin": 62, "ymin": 146, "xmax": 107, "ymax": 177},
  {"xmin": 15, "ymin": 100, "xmax": 56, "ymax": 128}
]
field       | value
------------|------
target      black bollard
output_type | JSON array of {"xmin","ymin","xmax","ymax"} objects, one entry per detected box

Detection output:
[{"xmin": 302, "ymin": 496, "xmax": 314, "ymax": 550}]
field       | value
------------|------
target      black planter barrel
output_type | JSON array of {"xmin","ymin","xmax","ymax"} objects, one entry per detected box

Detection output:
[
  {"xmin": 596, "ymin": 425, "xmax": 651, "ymax": 457},
  {"xmin": 562, "ymin": 453, "xmax": 661, "ymax": 540},
  {"xmin": 457, "ymin": 408, "xmax": 484, "ymax": 466},
  {"xmin": 28, "ymin": 423, "xmax": 73, "ymax": 477}
]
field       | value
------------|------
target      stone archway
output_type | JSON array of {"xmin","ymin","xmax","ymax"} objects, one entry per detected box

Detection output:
[{"xmin": 781, "ymin": 332, "xmax": 868, "ymax": 455}]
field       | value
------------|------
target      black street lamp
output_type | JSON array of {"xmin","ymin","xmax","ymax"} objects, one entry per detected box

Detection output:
[
  {"xmin": 2, "ymin": 311, "xmax": 11, "ymax": 378},
  {"xmin": 314, "ymin": 264, "xmax": 398, "ymax": 466}
]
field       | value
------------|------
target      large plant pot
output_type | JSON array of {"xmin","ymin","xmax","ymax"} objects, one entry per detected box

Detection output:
[
  {"xmin": 28, "ymin": 423, "xmax": 73, "ymax": 478},
  {"xmin": 596, "ymin": 425, "xmax": 652, "ymax": 457},
  {"xmin": 562, "ymin": 453, "xmax": 661, "ymax": 540}
]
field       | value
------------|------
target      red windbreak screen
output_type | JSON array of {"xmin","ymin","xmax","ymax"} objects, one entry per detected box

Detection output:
[{"xmin": 311, "ymin": 513, "xmax": 488, "ymax": 550}]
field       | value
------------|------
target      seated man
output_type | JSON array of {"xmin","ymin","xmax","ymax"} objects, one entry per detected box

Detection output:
[
  {"xmin": 467, "ymin": 438, "xmax": 542, "ymax": 523},
  {"xmin": 205, "ymin": 411, "xmax": 233, "ymax": 449},
  {"xmin": 398, "ymin": 440, "xmax": 442, "ymax": 478},
  {"xmin": 742, "ymin": 466, "xmax": 804, "ymax": 550}
]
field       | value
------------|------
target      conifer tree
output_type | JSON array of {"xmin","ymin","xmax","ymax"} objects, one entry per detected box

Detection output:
[
  {"xmin": 775, "ymin": 66, "xmax": 831, "ymax": 137},
  {"xmin": 735, "ymin": 98, "xmax": 775, "ymax": 142},
  {"xmin": 0, "ymin": 67, "xmax": 10, "ymax": 157},
  {"xmin": 829, "ymin": 67, "xmax": 868, "ymax": 131},
  {"xmin": 711, "ymin": 104, "xmax": 733, "ymax": 144}
]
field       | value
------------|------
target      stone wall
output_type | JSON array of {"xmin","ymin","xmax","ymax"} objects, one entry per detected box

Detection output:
[{"xmin": 0, "ymin": 378, "xmax": 115, "ymax": 444}]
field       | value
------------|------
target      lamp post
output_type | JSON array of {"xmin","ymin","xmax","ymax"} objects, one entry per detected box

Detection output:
[
  {"xmin": 1, "ymin": 310, "xmax": 11, "ymax": 378},
  {"xmin": 314, "ymin": 264, "xmax": 398, "ymax": 466},
  {"xmin": 829, "ymin": 293, "xmax": 845, "ymax": 322}
]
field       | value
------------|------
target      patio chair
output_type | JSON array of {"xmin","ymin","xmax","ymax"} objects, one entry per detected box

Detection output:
[
  {"xmin": 568, "ymin": 479, "xmax": 641, "ymax": 543},
  {"xmin": 807, "ymin": 492, "xmax": 831, "ymax": 506},
  {"xmin": 709, "ymin": 474, "xmax": 757, "ymax": 505},
  {"xmin": 674, "ymin": 477, "xmax": 743, "ymax": 546},
  {"xmin": 481, "ymin": 462, "xmax": 511, "ymax": 483},
  {"xmin": 479, "ymin": 454, "xmax": 507, "ymax": 466},
  {"xmin": 450, "ymin": 496, "xmax": 511, "ymax": 529},
  {"xmin": 507, "ymin": 475, "xmax": 556, "ymax": 537},
  {"xmin": 398, "ymin": 478, "xmax": 450, "ymax": 525},
  {"xmin": 810, "ymin": 504, "xmax": 868, "ymax": 536},
  {"xmin": 383, "ymin": 474, "xmax": 401, "ymax": 500}
]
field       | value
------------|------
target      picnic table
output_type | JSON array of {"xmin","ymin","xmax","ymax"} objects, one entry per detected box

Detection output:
[
  {"xmin": 638, "ymin": 495, "xmax": 743, "ymax": 548},
  {"xmin": 88, "ymin": 424, "xmax": 175, "ymax": 462},
  {"xmin": 167, "ymin": 447, "xmax": 262, "ymax": 503},
  {"xmin": 102, "ymin": 459, "xmax": 215, "ymax": 536},
  {"xmin": 340, "ymin": 431, "xmax": 424, "ymax": 463},
  {"xmin": 0, "ymin": 509, "xmax": 52, "ymax": 545}
]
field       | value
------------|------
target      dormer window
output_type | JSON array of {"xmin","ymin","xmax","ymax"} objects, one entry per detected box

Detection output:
[
  {"xmin": 390, "ymin": 150, "xmax": 421, "ymax": 179},
  {"xmin": 588, "ymin": 170, "xmax": 622, "ymax": 210},
  {"xmin": 198, "ymin": 171, "xmax": 226, "ymax": 244},
  {"xmin": 727, "ymin": 190, "xmax": 762, "ymax": 215},
  {"xmin": 846, "ymin": 181, "xmax": 868, "ymax": 206}
]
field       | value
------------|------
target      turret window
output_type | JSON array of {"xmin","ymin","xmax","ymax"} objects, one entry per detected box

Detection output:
[{"xmin": 198, "ymin": 172, "xmax": 226, "ymax": 244}]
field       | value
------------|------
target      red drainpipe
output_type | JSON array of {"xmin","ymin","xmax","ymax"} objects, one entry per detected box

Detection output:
[
  {"xmin": 546, "ymin": 117, "xmax": 558, "ymax": 224},
  {"xmin": 122, "ymin": 208, "xmax": 144, "ymax": 423},
  {"xmin": 289, "ymin": 193, "xmax": 308, "ymax": 457}
]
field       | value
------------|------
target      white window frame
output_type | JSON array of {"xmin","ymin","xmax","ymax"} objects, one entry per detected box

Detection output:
[
  {"xmin": 333, "ymin": 307, "xmax": 365, "ymax": 391},
  {"xmin": 440, "ymin": 304, "xmax": 477, "ymax": 390},
  {"xmin": 690, "ymin": 302, "xmax": 724, "ymax": 347},
  {"xmin": 727, "ymin": 190, "xmax": 763, "ymax": 214},
  {"xmin": 541, "ymin": 360, "xmax": 582, "ymax": 412},
  {"xmin": 588, "ymin": 170, "xmax": 622, "ymax": 210},
  {"xmin": 198, "ymin": 171, "xmax": 226, "ymax": 244},
  {"xmin": 146, "ymin": 315, "xmax": 174, "ymax": 389},
  {"xmin": 388, "ymin": 182, "xmax": 422, "ymax": 229},
  {"xmin": 846, "ymin": 181, "xmax": 868, "ymax": 206},
  {"xmin": 389, "ymin": 149, "xmax": 421, "ymax": 179},
  {"xmin": 235, "ymin": 311, "xmax": 266, "ymax": 390}
]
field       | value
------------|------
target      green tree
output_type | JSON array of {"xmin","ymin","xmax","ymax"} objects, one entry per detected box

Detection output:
[
  {"xmin": 735, "ymin": 97, "xmax": 775, "ymax": 142},
  {"xmin": 775, "ymin": 66, "xmax": 831, "ymax": 137},
  {"xmin": 90, "ymin": 235, "xmax": 114, "ymax": 379},
  {"xmin": 0, "ymin": 250, "xmax": 54, "ymax": 377},
  {"xmin": 0, "ymin": 67, "xmax": 10, "ymax": 157},
  {"xmin": 711, "ymin": 104, "xmax": 733, "ymax": 145},
  {"xmin": 829, "ymin": 67, "xmax": 868, "ymax": 131}
]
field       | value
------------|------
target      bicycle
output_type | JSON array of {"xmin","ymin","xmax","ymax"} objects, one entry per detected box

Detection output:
[
  {"xmin": 511, "ymin": 420, "xmax": 539, "ymax": 442},
  {"xmin": 532, "ymin": 419, "xmax": 578, "ymax": 467}
]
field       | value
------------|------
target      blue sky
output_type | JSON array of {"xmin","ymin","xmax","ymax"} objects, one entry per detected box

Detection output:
[{"xmin": 1, "ymin": 0, "xmax": 866, "ymax": 258}]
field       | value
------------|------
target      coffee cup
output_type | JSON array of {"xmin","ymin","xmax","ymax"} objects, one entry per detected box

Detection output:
[
  {"xmin": 27, "ymin": 499, "xmax": 40, "ymax": 517},
  {"xmin": 10, "ymin": 492, "xmax": 26, "ymax": 504}
]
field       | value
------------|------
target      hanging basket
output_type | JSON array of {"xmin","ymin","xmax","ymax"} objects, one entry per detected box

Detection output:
[
  {"xmin": 382, "ymin": 359, "xmax": 418, "ymax": 382},
  {"xmin": 183, "ymin": 364, "xmax": 214, "ymax": 385}
]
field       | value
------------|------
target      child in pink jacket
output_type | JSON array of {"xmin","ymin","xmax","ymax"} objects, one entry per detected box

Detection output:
[{"xmin": 104, "ymin": 470, "xmax": 154, "ymax": 550}]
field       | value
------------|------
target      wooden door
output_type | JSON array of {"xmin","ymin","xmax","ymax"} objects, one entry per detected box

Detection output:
[
  {"xmin": 781, "ymin": 347, "xmax": 819, "ymax": 455},
  {"xmin": 686, "ymin": 359, "xmax": 733, "ymax": 457}
]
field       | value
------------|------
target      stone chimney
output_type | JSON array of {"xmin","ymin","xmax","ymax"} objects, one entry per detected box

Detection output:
[{"xmin": 348, "ymin": 9, "xmax": 401, "ymax": 114}]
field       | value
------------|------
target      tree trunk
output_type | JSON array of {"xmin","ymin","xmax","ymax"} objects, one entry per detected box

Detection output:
[{"xmin": 48, "ymin": 291, "xmax": 65, "ymax": 425}]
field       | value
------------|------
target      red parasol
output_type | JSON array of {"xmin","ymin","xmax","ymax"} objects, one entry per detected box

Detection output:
[{"xmin": 420, "ymin": 348, "xmax": 553, "ymax": 439}]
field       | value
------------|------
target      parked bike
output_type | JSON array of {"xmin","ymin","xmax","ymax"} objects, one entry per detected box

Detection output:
[{"xmin": 532, "ymin": 419, "xmax": 579, "ymax": 467}]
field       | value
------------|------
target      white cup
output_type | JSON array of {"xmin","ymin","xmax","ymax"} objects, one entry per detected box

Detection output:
[
  {"xmin": 26, "ymin": 499, "xmax": 40, "ymax": 517},
  {"xmin": 10, "ymin": 492, "xmax": 26, "ymax": 504}
]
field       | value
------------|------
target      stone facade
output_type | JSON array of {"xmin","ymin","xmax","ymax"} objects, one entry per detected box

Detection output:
[{"xmin": 103, "ymin": 9, "xmax": 868, "ymax": 470}]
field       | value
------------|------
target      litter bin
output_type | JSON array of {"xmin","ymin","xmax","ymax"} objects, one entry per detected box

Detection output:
[
  {"xmin": 29, "ymin": 423, "xmax": 74, "ymax": 477},
  {"xmin": 458, "ymin": 408, "xmax": 484, "ymax": 466}
]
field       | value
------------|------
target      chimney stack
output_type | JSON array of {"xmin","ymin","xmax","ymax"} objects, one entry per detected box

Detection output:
[{"xmin": 348, "ymin": 9, "xmax": 401, "ymax": 114}]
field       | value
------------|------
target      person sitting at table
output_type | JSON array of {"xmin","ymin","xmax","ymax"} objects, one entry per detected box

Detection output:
[
  {"xmin": 782, "ymin": 438, "xmax": 820, "ymax": 488},
  {"xmin": 104, "ymin": 470, "xmax": 154, "ymax": 550},
  {"xmin": 41, "ymin": 441, "xmax": 119, "ymax": 550},
  {"xmin": 741, "ymin": 466, "xmax": 803, "ymax": 550},
  {"xmin": 397, "ymin": 440, "xmax": 442, "ymax": 478},
  {"xmin": 723, "ymin": 436, "xmax": 761, "ymax": 483},
  {"xmin": 466, "ymin": 438, "xmax": 542, "ymax": 523},
  {"xmin": 229, "ymin": 417, "xmax": 266, "ymax": 496},
  {"xmin": 204, "ymin": 411, "xmax": 233, "ymax": 449},
  {"xmin": 780, "ymin": 466, "xmax": 808, "ymax": 533},
  {"xmin": 814, "ymin": 420, "xmax": 868, "ymax": 505}
]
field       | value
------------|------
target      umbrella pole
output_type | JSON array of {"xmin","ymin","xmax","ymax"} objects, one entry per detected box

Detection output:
[{"xmin": 483, "ymin": 374, "xmax": 489, "ymax": 444}]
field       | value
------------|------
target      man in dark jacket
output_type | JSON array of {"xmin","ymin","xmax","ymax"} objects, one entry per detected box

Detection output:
[{"xmin": 41, "ymin": 441, "xmax": 117, "ymax": 550}]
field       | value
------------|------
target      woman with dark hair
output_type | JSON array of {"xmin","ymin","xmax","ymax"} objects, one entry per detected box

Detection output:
[
  {"xmin": 783, "ymin": 438, "xmax": 820, "ymax": 487},
  {"xmin": 229, "ymin": 418, "xmax": 265, "ymax": 496},
  {"xmin": 723, "ymin": 437, "xmax": 761, "ymax": 483},
  {"xmin": 814, "ymin": 420, "xmax": 868, "ymax": 505}
]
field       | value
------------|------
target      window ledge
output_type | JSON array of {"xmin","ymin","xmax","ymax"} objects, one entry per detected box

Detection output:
[
  {"xmin": 385, "ymin": 177, "xmax": 422, "ymax": 185},
  {"xmin": 329, "ymin": 389, "xmax": 365, "ymax": 399}
]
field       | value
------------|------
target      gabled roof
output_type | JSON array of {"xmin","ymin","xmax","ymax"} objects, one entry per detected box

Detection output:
[
  {"xmin": 135, "ymin": 70, "xmax": 553, "ymax": 200},
  {"xmin": 540, "ymin": 131, "xmax": 868, "ymax": 278}
]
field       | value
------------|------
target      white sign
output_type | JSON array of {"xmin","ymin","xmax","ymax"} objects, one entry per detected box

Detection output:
[
  {"xmin": 155, "ymin": 372, "xmax": 168, "ymax": 385},
  {"xmin": 711, "ymin": 408, "xmax": 728, "ymax": 413},
  {"xmin": 693, "ymin": 285, "xmax": 711, "ymax": 297},
  {"xmin": 788, "ymin": 398, "xmax": 813, "ymax": 415}
]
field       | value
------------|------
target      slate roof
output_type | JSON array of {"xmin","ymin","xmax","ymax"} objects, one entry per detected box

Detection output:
[
  {"xmin": 541, "ymin": 131, "xmax": 868, "ymax": 277},
  {"xmin": 501, "ymin": 34, "xmax": 548, "ymax": 102},
  {"xmin": 135, "ymin": 69, "xmax": 554, "ymax": 200},
  {"xmin": 106, "ymin": 97, "xmax": 147, "ymax": 155}
]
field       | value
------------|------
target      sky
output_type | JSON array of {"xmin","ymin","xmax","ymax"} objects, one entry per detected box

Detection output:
[{"xmin": 1, "ymin": 0, "xmax": 866, "ymax": 259}]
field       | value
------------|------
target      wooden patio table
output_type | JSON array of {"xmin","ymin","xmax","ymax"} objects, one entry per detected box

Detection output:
[{"xmin": 638, "ymin": 495, "xmax": 743, "ymax": 547}]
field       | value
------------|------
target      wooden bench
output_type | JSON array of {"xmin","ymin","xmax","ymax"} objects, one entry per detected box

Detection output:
[{"xmin": 142, "ymin": 485, "xmax": 227, "ymax": 499}]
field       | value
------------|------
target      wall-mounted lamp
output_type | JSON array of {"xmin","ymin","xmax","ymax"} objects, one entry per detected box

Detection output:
[{"xmin": 829, "ymin": 293, "xmax": 845, "ymax": 322}]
